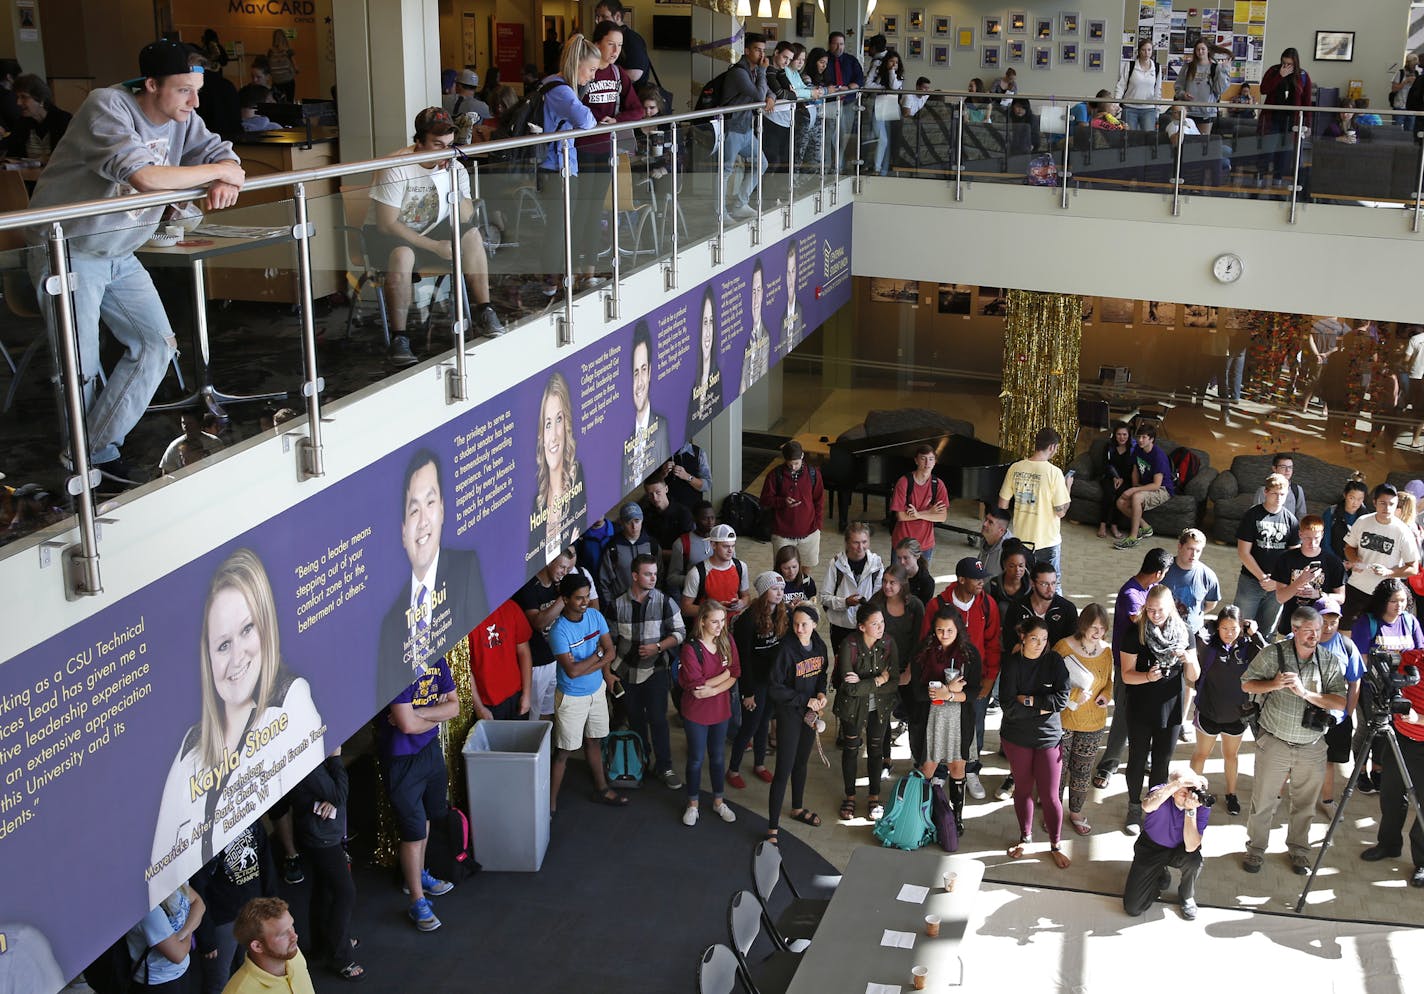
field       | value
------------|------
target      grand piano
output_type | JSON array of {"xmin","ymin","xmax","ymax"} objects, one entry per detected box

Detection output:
[{"xmin": 822, "ymin": 417, "xmax": 1016, "ymax": 540}]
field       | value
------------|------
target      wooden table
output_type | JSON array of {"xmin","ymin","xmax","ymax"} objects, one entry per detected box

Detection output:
[{"xmin": 787, "ymin": 846, "xmax": 984, "ymax": 993}]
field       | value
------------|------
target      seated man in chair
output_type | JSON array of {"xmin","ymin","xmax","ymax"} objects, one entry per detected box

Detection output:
[{"xmin": 369, "ymin": 106, "xmax": 504, "ymax": 366}]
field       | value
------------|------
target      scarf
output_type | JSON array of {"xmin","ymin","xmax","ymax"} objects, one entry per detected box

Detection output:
[{"xmin": 1144, "ymin": 613, "xmax": 1188, "ymax": 666}]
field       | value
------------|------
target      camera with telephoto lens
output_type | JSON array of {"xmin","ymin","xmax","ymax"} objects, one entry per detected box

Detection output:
[
  {"xmin": 1189, "ymin": 786, "xmax": 1217, "ymax": 807},
  {"xmin": 1361, "ymin": 650, "xmax": 1421, "ymax": 724}
]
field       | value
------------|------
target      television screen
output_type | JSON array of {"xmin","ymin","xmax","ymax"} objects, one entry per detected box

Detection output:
[{"xmin": 652, "ymin": 15, "xmax": 692, "ymax": 51}]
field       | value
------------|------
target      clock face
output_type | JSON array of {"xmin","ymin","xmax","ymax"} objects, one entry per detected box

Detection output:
[{"xmin": 1213, "ymin": 254, "xmax": 1243, "ymax": 283}]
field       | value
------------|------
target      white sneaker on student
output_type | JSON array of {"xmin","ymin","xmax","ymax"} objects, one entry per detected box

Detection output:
[{"xmin": 965, "ymin": 772, "xmax": 986, "ymax": 800}]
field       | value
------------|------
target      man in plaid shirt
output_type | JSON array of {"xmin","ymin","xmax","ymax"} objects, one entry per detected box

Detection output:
[{"xmin": 614, "ymin": 553, "xmax": 686, "ymax": 788}]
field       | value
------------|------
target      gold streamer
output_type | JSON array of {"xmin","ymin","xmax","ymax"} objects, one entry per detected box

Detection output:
[
  {"xmin": 998, "ymin": 290, "xmax": 1082, "ymax": 469},
  {"xmin": 371, "ymin": 635, "xmax": 473, "ymax": 868},
  {"xmin": 690, "ymin": 0, "xmax": 740, "ymax": 15}
]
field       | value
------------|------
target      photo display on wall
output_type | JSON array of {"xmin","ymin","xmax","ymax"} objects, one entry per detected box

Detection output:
[{"xmin": 1132, "ymin": 0, "xmax": 1268, "ymax": 84}]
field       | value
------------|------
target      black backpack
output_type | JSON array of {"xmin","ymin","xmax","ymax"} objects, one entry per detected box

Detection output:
[
  {"xmin": 426, "ymin": 807, "xmax": 482, "ymax": 883},
  {"xmin": 84, "ymin": 932, "xmax": 139, "ymax": 994},
  {"xmin": 720, "ymin": 491, "xmax": 767, "ymax": 540},
  {"xmin": 491, "ymin": 80, "xmax": 565, "ymax": 168},
  {"xmin": 694, "ymin": 68, "xmax": 737, "ymax": 112}
]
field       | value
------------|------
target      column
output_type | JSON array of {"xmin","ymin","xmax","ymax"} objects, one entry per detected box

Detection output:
[
  {"xmin": 332, "ymin": 0, "xmax": 441, "ymax": 163},
  {"xmin": 700, "ymin": 394, "xmax": 744, "ymax": 506}
]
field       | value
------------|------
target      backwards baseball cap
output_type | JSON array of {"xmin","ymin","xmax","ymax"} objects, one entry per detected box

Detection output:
[
  {"xmin": 619, "ymin": 502, "xmax": 644, "ymax": 522},
  {"xmin": 1314, "ymin": 595, "xmax": 1342, "ymax": 617},
  {"xmin": 955, "ymin": 556, "xmax": 989, "ymax": 580},
  {"xmin": 455, "ymin": 68, "xmax": 480, "ymax": 88},
  {"xmin": 139, "ymin": 40, "xmax": 200, "ymax": 80},
  {"xmin": 754, "ymin": 571, "xmax": 786, "ymax": 596},
  {"xmin": 708, "ymin": 523, "xmax": 737, "ymax": 543},
  {"xmin": 414, "ymin": 106, "xmax": 456, "ymax": 138}
]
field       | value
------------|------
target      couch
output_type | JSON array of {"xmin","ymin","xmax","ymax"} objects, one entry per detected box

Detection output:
[
  {"xmin": 1206, "ymin": 452, "xmax": 1356, "ymax": 543},
  {"xmin": 1068, "ymin": 438, "xmax": 1216, "ymax": 536}
]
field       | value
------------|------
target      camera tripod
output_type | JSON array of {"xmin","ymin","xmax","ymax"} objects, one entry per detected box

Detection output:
[{"xmin": 1295, "ymin": 710, "xmax": 1424, "ymax": 911}]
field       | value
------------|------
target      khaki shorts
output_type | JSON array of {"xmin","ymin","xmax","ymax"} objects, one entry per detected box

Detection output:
[
  {"xmin": 1140, "ymin": 487, "xmax": 1172, "ymax": 511},
  {"xmin": 772, "ymin": 531, "xmax": 821, "ymax": 570},
  {"xmin": 554, "ymin": 683, "xmax": 610, "ymax": 750}
]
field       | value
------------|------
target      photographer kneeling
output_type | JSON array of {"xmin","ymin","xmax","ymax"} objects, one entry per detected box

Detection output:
[{"xmin": 1122, "ymin": 770, "xmax": 1213, "ymax": 920}]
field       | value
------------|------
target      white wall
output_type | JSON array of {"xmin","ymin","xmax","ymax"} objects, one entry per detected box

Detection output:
[{"xmin": 851, "ymin": 178, "xmax": 1421, "ymax": 323}]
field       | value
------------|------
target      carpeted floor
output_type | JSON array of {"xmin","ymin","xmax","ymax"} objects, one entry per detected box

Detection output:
[{"xmin": 320, "ymin": 766, "xmax": 835, "ymax": 993}]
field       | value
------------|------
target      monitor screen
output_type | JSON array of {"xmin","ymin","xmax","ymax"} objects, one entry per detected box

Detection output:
[{"xmin": 652, "ymin": 15, "xmax": 691, "ymax": 51}]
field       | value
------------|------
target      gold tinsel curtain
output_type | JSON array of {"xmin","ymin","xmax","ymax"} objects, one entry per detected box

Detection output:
[
  {"xmin": 372, "ymin": 635, "xmax": 475, "ymax": 867},
  {"xmin": 998, "ymin": 290, "xmax": 1082, "ymax": 468}
]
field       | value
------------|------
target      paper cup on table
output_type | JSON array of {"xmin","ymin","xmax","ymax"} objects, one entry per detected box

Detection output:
[
  {"xmin": 924, "ymin": 914, "xmax": 941, "ymax": 937},
  {"xmin": 912, "ymin": 965, "xmax": 929, "ymax": 990},
  {"xmin": 944, "ymin": 871, "xmax": 958, "ymax": 892}
]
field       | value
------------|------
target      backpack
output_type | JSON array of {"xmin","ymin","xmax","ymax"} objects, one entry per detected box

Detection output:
[
  {"xmin": 490, "ymin": 80, "xmax": 565, "ymax": 168},
  {"xmin": 720, "ymin": 491, "xmax": 767, "ymax": 540},
  {"xmin": 694, "ymin": 68, "xmax": 737, "ymax": 113},
  {"xmin": 690, "ymin": 559, "xmax": 748, "ymax": 605},
  {"xmin": 1168, "ymin": 446, "xmax": 1201, "ymax": 489},
  {"xmin": 1025, "ymin": 153, "xmax": 1059, "ymax": 186},
  {"xmin": 603, "ymin": 729, "xmax": 647, "ymax": 788},
  {"xmin": 872, "ymin": 771, "xmax": 938, "ymax": 851},
  {"xmin": 84, "ymin": 935, "xmax": 139, "ymax": 994},
  {"xmin": 427, "ymin": 807, "xmax": 481, "ymax": 883},
  {"xmin": 575, "ymin": 518, "xmax": 618, "ymax": 577}
]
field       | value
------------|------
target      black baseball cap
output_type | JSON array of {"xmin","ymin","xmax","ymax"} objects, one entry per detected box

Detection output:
[
  {"xmin": 955, "ymin": 556, "xmax": 989, "ymax": 580},
  {"xmin": 139, "ymin": 40, "xmax": 200, "ymax": 80}
]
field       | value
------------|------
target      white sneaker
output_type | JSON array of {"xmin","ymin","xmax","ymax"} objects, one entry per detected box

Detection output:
[
  {"xmin": 965, "ymin": 772, "xmax": 986, "ymax": 800},
  {"xmin": 713, "ymin": 802, "xmax": 737, "ymax": 823},
  {"xmin": 682, "ymin": 806, "xmax": 700, "ymax": 826}
]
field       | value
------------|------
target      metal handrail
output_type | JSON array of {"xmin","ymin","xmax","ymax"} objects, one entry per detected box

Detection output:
[
  {"xmin": 907, "ymin": 87, "xmax": 1424, "ymax": 118},
  {"xmin": 0, "ymin": 97, "xmax": 813, "ymax": 232}
]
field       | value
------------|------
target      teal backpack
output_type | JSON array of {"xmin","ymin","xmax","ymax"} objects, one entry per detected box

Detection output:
[
  {"xmin": 872, "ymin": 771, "xmax": 938, "ymax": 851},
  {"xmin": 603, "ymin": 729, "xmax": 646, "ymax": 789}
]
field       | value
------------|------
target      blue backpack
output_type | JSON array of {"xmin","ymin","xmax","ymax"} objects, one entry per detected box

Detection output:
[
  {"xmin": 873, "ymin": 771, "xmax": 938, "ymax": 851},
  {"xmin": 603, "ymin": 729, "xmax": 647, "ymax": 789}
]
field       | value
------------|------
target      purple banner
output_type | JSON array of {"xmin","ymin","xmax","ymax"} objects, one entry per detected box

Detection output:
[{"xmin": 0, "ymin": 206, "xmax": 852, "ymax": 987}]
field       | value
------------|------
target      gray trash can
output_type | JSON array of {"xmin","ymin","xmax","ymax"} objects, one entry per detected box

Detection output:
[{"xmin": 461, "ymin": 720, "xmax": 551, "ymax": 872}]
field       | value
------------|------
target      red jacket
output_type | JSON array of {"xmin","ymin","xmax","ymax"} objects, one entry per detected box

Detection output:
[
  {"xmin": 1257, "ymin": 64, "xmax": 1312, "ymax": 135},
  {"xmin": 759, "ymin": 464, "xmax": 824, "ymax": 539},
  {"xmin": 922, "ymin": 588, "xmax": 1002, "ymax": 686}
]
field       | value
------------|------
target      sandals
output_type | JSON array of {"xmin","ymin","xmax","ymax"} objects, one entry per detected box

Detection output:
[
  {"xmin": 1007, "ymin": 835, "xmax": 1030, "ymax": 860},
  {"xmin": 1092, "ymin": 770, "xmax": 1112, "ymax": 790},
  {"xmin": 868, "ymin": 800, "xmax": 885, "ymax": 822},
  {"xmin": 765, "ymin": 828, "xmax": 780, "ymax": 845},
  {"xmin": 1068, "ymin": 814, "xmax": 1093, "ymax": 836},
  {"xmin": 593, "ymin": 789, "xmax": 629, "ymax": 807},
  {"xmin": 790, "ymin": 808, "xmax": 822, "ymax": 827},
  {"xmin": 839, "ymin": 797, "xmax": 856, "ymax": 820},
  {"xmin": 336, "ymin": 962, "xmax": 366, "ymax": 982},
  {"xmin": 1051, "ymin": 846, "xmax": 1072, "ymax": 869}
]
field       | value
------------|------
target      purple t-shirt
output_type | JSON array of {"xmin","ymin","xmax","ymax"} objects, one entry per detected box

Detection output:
[
  {"xmin": 1112, "ymin": 577, "xmax": 1150, "ymax": 671},
  {"xmin": 378, "ymin": 659, "xmax": 455, "ymax": 757},
  {"xmin": 1142, "ymin": 790, "xmax": 1210, "ymax": 849},
  {"xmin": 1134, "ymin": 443, "xmax": 1175, "ymax": 496}
]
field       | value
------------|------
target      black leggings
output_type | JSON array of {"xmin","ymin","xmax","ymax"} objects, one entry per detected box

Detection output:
[
  {"xmin": 1122, "ymin": 835, "xmax": 1202, "ymax": 915},
  {"xmin": 842, "ymin": 707, "xmax": 886, "ymax": 797},
  {"xmin": 1126, "ymin": 718, "xmax": 1180, "ymax": 805},
  {"xmin": 768, "ymin": 706, "xmax": 817, "ymax": 830},
  {"xmin": 305, "ymin": 843, "xmax": 357, "ymax": 968}
]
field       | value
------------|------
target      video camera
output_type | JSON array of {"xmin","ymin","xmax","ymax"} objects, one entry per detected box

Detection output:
[{"xmin": 1361, "ymin": 650, "xmax": 1421, "ymax": 725}]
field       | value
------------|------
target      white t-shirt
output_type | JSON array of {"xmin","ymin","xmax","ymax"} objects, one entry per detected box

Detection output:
[
  {"xmin": 370, "ymin": 152, "xmax": 471, "ymax": 233},
  {"xmin": 1166, "ymin": 117, "xmax": 1200, "ymax": 140},
  {"xmin": 1345, "ymin": 514, "xmax": 1421, "ymax": 594}
]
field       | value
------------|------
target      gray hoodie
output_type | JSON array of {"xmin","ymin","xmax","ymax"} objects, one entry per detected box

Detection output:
[{"xmin": 28, "ymin": 85, "xmax": 237, "ymax": 257}]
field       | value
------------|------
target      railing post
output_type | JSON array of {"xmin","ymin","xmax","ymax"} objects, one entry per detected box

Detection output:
[
  {"xmin": 1412, "ymin": 117, "xmax": 1424, "ymax": 233},
  {"xmin": 1288, "ymin": 108, "xmax": 1305, "ymax": 224},
  {"xmin": 785, "ymin": 101, "xmax": 795, "ymax": 229},
  {"xmin": 832, "ymin": 100, "xmax": 841, "ymax": 205},
  {"xmin": 665, "ymin": 128, "xmax": 680, "ymax": 289},
  {"xmin": 752, "ymin": 108, "xmax": 764, "ymax": 245},
  {"xmin": 558, "ymin": 141, "xmax": 574, "ymax": 346},
  {"xmin": 46, "ymin": 223, "xmax": 102, "ymax": 599},
  {"xmin": 714, "ymin": 112, "xmax": 726, "ymax": 264},
  {"xmin": 1059, "ymin": 107, "xmax": 1072, "ymax": 209},
  {"xmin": 816, "ymin": 100, "xmax": 826, "ymax": 213},
  {"xmin": 291, "ymin": 183, "xmax": 325, "ymax": 480},
  {"xmin": 1170, "ymin": 120, "xmax": 1186, "ymax": 217},
  {"xmin": 606, "ymin": 138, "xmax": 621, "ymax": 322},
  {"xmin": 955, "ymin": 96, "xmax": 965, "ymax": 202},
  {"xmin": 443, "ymin": 170, "xmax": 469, "ymax": 404},
  {"xmin": 853, "ymin": 91, "xmax": 863, "ymax": 194}
]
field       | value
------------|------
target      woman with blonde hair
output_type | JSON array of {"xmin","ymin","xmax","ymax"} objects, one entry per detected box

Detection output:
[
  {"xmin": 535, "ymin": 35, "xmax": 602, "ymax": 296},
  {"xmin": 678, "ymin": 599, "xmax": 742, "ymax": 825},
  {"xmin": 149, "ymin": 549, "xmax": 323, "ymax": 906},
  {"xmin": 529, "ymin": 371, "xmax": 588, "ymax": 565},
  {"xmin": 1054, "ymin": 604, "xmax": 1113, "ymax": 834},
  {"xmin": 1119, "ymin": 584, "xmax": 1199, "ymax": 833}
]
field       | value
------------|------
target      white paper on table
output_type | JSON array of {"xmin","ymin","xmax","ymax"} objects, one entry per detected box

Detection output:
[
  {"xmin": 880, "ymin": 929, "xmax": 917, "ymax": 949},
  {"xmin": 896, "ymin": 883, "xmax": 930, "ymax": 904},
  {"xmin": 865, "ymin": 984, "xmax": 903, "ymax": 994}
]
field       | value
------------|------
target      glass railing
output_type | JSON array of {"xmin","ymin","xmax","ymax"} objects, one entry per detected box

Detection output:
[
  {"xmin": 0, "ymin": 94, "xmax": 844, "ymax": 583},
  {"xmin": 859, "ymin": 87, "xmax": 1424, "ymax": 223}
]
